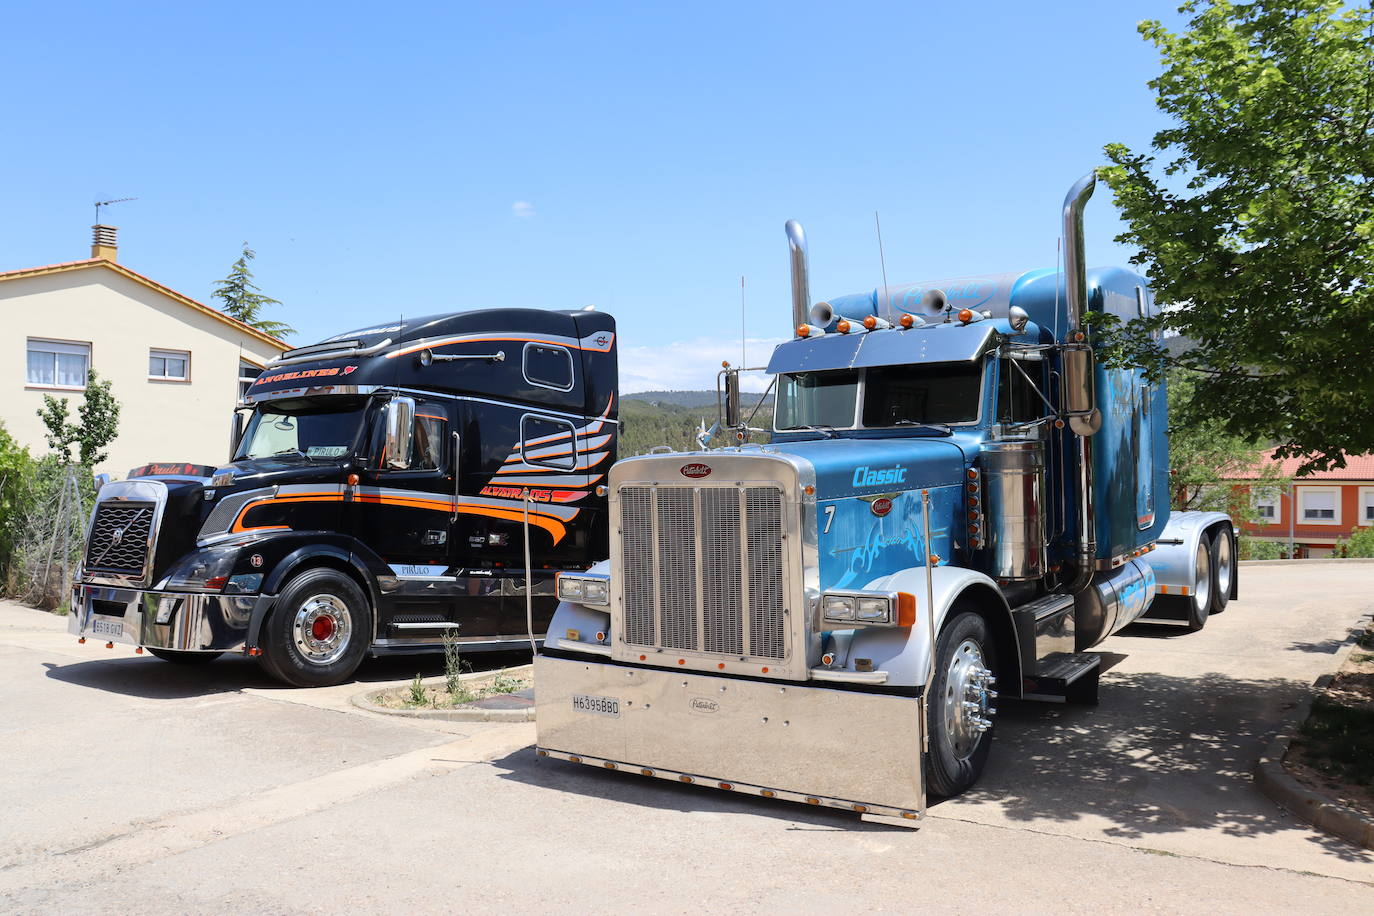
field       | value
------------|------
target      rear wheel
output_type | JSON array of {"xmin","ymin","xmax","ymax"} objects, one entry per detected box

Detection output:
[
  {"xmin": 1186, "ymin": 535, "xmax": 1212, "ymax": 632},
  {"xmin": 148, "ymin": 648, "xmax": 223, "ymax": 664},
  {"xmin": 258, "ymin": 568, "xmax": 372, "ymax": 687},
  {"xmin": 1208, "ymin": 527, "xmax": 1233, "ymax": 614},
  {"xmin": 925, "ymin": 610, "xmax": 998, "ymax": 798}
]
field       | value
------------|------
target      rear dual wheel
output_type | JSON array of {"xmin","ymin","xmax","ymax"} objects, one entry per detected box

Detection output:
[{"xmin": 1185, "ymin": 526, "xmax": 1235, "ymax": 632}]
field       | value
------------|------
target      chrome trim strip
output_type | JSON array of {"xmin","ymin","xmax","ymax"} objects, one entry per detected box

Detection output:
[
  {"xmin": 809, "ymin": 668, "xmax": 889, "ymax": 684},
  {"xmin": 555, "ymin": 637, "xmax": 611, "ymax": 656},
  {"xmin": 266, "ymin": 338, "xmax": 392, "ymax": 367},
  {"xmin": 391, "ymin": 621, "xmax": 462, "ymax": 630},
  {"xmin": 242, "ymin": 384, "xmax": 379, "ymax": 405}
]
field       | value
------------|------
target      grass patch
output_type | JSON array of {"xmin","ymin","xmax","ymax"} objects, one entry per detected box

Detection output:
[
  {"xmin": 372, "ymin": 668, "xmax": 531, "ymax": 711},
  {"xmin": 1297, "ymin": 695, "xmax": 1374, "ymax": 787}
]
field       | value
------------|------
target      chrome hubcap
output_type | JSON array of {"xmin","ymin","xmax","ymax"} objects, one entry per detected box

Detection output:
[
  {"xmin": 293, "ymin": 594, "xmax": 352, "ymax": 665},
  {"xmin": 943, "ymin": 638, "xmax": 996, "ymax": 759},
  {"xmin": 1194, "ymin": 541, "xmax": 1211, "ymax": 613}
]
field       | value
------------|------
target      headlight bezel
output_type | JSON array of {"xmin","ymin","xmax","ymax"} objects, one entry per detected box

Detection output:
[
  {"xmin": 820, "ymin": 589, "xmax": 916, "ymax": 628},
  {"xmin": 557, "ymin": 572, "xmax": 611, "ymax": 606}
]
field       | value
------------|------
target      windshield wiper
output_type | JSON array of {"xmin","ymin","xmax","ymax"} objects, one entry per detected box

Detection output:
[
  {"xmin": 272, "ymin": 447, "xmax": 313, "ymax": 460},
  {"xmin": 782, "ymin": 424, "xmax": 838, "ymax": 439},
  {"xmin": 892, "ymin": 420, "xmax": 953, "ymax": 435}
]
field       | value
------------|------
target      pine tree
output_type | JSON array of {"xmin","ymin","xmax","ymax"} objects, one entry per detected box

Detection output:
[{"xmin": 212, "ymin": 243, "xmax": 294, "ymax": 339}]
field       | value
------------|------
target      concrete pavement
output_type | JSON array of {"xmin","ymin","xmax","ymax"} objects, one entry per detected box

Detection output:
[{"xmin": 0, "ymin": 563, "xmax": 1371, "ymax": 913}]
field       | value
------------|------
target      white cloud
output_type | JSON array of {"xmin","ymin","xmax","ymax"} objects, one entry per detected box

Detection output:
[
  {"xmin": 619, "ymin": 336, "xmax": 786, "ymax": 394},
  {"xmin": 511, "ymin": 200, "xmax": 535, "ymax": 219}
]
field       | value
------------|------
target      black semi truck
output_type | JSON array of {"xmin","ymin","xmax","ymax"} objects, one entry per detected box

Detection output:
[{"xmin": 69, "ymin": 307, "xmax": 618, "ymax": 686}]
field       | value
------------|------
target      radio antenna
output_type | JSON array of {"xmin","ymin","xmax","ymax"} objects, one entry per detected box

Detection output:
[
  {"xmin": 94, "ymin": 197, "xmax": 137, "ymax": 223},
  {"xmin": 874, "ymin": 211, "xmax": 891, "ymax": 312},
  {"xmin": 740, "ymin": 275, "xmax": 746, "ymax": 367}
]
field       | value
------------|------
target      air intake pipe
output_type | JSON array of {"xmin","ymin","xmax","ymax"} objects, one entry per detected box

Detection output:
[
  {"xmin": 1062, "ymin": 170, "xmax": 1098, "ymax": 592},
  {"xmin": 785, "ymin": 220, "xmax": 810, "ymax": 333}
]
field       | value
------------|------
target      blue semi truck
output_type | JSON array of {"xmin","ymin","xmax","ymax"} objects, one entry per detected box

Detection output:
[{"xmin": 533, "ymin": 172, "xmax": 1236, "ymax": 823}]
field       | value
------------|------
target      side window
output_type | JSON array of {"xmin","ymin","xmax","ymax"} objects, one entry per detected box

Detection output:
[
  {"xmin": 997, "ymin": 357, "xmax": 1041, "ymax": 423},
  {"xmin": 521, "ymin": 415, "xmax": 576, "ymax": 470},
  {"xmin": 412, "ymin": 405, "xmax": 447, "ymax": 471},
  {"xmin": 524, "ymin": 343, "xmax": 574, "ymax": 391}
]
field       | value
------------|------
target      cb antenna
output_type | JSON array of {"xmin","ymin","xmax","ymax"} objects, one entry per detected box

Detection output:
[
  {"xmin": 94, "ymin": 197, "xmax": 137, "ymax": 223},
  {"xmin": 740, "ymin": 275, "xmax": 746, "ymax": 368},
  {"xmin": 874, "ymin": 211, "xmax": 891, "ymax": 312}
]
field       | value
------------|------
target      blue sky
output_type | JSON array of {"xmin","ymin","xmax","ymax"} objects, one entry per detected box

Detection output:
[{"xmin": 1, "ymin": 1, "xmax": 1186, "ymax": 391}]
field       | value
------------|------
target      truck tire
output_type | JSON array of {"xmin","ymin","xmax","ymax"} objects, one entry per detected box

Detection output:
[
  {"xmin": 148, "ymin": 649, "xmax": 224, "ymax": 664},
  {"xmin": 1208, "ymin": 527, "xmax": 1233, "ymax": 614},
  {"xmin": 926, "ymin": 610, "xmax": 997, "ymax": 798},
  {"xmin": 258, "ymin": 568, "xmax": 372, "ymax": 687},
  {"xmin": 1186, "ymin": 535, "xmax": 1212, "ymax": 632}
]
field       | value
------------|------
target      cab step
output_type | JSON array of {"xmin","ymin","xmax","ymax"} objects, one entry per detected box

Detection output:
[{"xmin": 1022, "ymin": 651, "xmax": 1101, "ymax": 705}]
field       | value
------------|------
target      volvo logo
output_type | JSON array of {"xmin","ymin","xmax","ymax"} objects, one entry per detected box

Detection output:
[
  {"xmin": 680, "ymin": 463, "xmax": 712, "ymax": 479},
  {"xmin": 109, "ymin": 527, "xmax": 126, "ymax": 547}
]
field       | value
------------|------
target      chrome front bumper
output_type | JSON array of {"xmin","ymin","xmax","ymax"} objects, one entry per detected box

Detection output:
[
  {"xmin": 535, "ymin": 654, "xmax": 924, "ymax": 820},
  {"xmin": 68, "ymin": 583, "xmax": 265, "ymax": 652}
]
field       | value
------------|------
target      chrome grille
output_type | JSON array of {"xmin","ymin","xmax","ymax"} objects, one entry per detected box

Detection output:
[
  {"xmin": 85, "ymin": 501, "xmax": 155, "ymax": 577},
  {"xmin": 619, "ymin": 484, "xmax": 786, "ymax": 661}
]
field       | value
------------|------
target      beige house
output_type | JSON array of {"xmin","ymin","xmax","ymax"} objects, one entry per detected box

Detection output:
[{"xmin": 0, "ymin": 226, "xmax": 288, "ymax": 477}]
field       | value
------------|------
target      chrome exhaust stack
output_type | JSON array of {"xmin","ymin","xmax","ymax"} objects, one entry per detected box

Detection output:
[
  {"xmin": 785, "ymin": 220, "xmax": 811, "ymax": 333},
  {"xmin": 1061, "ymin": 170, "xmax": 1099, "ymax": 591}
]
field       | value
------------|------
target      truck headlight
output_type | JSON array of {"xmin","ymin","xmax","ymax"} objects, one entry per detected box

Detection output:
[
  {"xmin": 557, "ymin": 573, "xmax": 610, "ymax": 606},
  {"xmin": 822, "ymin": 590, "xmax": 917, "ymax": 627},
  {"xmin": 161, "ymin": 545, "xmax": 241, "ymax": 592}
]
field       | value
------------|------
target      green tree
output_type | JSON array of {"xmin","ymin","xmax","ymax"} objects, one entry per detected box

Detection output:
[
  {"xmin": 0, "ymin": 423, "xmax": 37, "ymax": 575},
  {"xmin": 1336, "ymin": 526, "xmax": 1374, "ymax": 557},
  {"xmin": 1096, "ymin": 0, "xmax": 1374, "ymax": 476},
  {"xmin": 212, "ymin": 243, "xmax": 294, "ymax": 339},
  {"xmin": 36, "ymin": 369, "xmax": 121, "ymax": 467},
  {"xmin": 1165, "ymin": 369, "xmax": 1287, "ymax": 525}
]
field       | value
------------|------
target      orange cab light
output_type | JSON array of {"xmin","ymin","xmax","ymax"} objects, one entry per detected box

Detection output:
[
  {"xmin": 604, "ymin": 762, "xmax": 617, "ymax": 769},
  {"xmin": 717, "ymin": 662, "xmax": 725, "ymax": 670},
  {"xmin": 641, "ymin": 768, "xmax": 654, "ymax": 776},
  {"xmin": 797, "ymin": 325, "xmax": 811, "ymax": 338},
  {"xmin": 135, "ymin": 647, "xmax": 143, "ymax": 655},
  {"xmin": 863, "ymin": 315, "xmax": 878, "ymax": 330},
  {"xmin": 105, "ymin": 642, "xmax": 114, "ymax": 649},
  {"xmin": 78, "ymin": 637, "xmax": 86, "ymax": 644},
  {"xmin": 680, "ymin": 775, "xmax": 694, "ymax": 784},
  {"xmin": 803, "ymin": 485, "xmax": 815, "ymax": 495},
  {"xmin": 761, "ymin": 666, "xmax": 769, "ymax": 674},
  {"xmin": 966, "ymin": 469, "xmax": 978, "ymax": 480},
  {"xmin": 898, "ymin": 314, "xmax": 915, "ymax": 328},
  {"xmin": 836, "ymin": 319, "xmax": 851, "ymax": 334},
  {"xmin": 639, "ymin": 654, "xmax": 647, "ymax": 661},
  {"xmin": 895, "ymin": 592, "xmax": 917, "ymax": 627},
  {"xmin": 958, "ymin": 308, "xmax": 974, "ymax": 323},
  {"xmin": 761, "ymin": 789, "xmax": 776, "ymax": 798},
  {"xmin": 678, "ymin": 658, "xmax": 686, "ymax": 665},
  {"xmin": 805, "ymin": 797, "xmax": 820, "ymax": 805},
  {"xmin": 719, "ymin": 782, "xmax": 733, "ymax": 790}
]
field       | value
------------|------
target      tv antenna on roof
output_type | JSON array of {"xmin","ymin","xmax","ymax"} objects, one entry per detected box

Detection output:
[{"xmin": 94, "ymin": 197, "xmax": 137, "ymax": 223}]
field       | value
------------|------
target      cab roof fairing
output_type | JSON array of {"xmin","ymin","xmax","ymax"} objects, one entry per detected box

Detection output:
[{"xmin": 765, "ymin": 321, "xmax": 1001, "ymax": 376}]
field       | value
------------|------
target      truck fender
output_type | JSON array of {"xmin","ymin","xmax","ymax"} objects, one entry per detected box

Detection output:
[
  {"xmin": 250, "ymin": 542, "xmax": 378, "ymax": 645},
  {"xmin": 840, "ymin": 566, "xmax": 1021, "ymax": 694},
  {"xmin": 1147, "ymin": 510, "xmax": 1237, "ymax": 601},
  {"xmin": 545, "ymin": 560, "xmax": 612, "ymax": 655}
]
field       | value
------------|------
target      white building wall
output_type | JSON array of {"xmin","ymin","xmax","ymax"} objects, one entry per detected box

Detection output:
[{"xmin": 1, "ymin": 266, "xmax": 284, "ymax": 476}]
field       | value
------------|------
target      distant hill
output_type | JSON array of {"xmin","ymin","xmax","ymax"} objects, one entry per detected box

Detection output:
[
  {"xmin": 625, "ymin": 390, "xmax": 774, "ymax": 409},
  {"xmin": 619, "ymin": 391, "xmax": 773, "ymax": 456}
]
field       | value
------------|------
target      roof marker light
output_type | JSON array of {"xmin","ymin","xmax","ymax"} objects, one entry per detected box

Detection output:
[
  {"xmin": 836, "ymin": 320, "xmax": 851, "ymax": 334},
  {"xmin": 899, "ymin": 314, "xmax": 916, "ymax": 329}
]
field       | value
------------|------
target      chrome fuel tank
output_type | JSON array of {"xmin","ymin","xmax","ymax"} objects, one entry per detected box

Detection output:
[
  {"xmin": 980, "ymin": 440, "xmax": 1047, "ymax": 580},
  {"xmin": 1073, "ymin": 557, "xmax": 1157, "ymax": 651}
]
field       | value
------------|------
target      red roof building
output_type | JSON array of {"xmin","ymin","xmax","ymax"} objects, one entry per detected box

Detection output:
[{"xmin": 1231, "ymin": 450, "xmax": 1374, "ymax": 557}]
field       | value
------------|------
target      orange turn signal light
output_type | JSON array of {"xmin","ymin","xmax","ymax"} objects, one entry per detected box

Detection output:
[
  {"xmin": 896, "ymin": 592, "xmax": 917, "ymax": 627},
  {"xmin": 958, "ymin": 308, "xmax": 974, "ymax": 323},
  {"xmin": 797, "ymin": 324, "xmax": 811, "ymax": 338},
  {"xmin": 836, "ymin": 319, "xmax": 851, "ymax": 334},
  {"xmin": 898, "ymin": 314, "xmax": 915, "ymax": 328},
  {"xmin": 863, "ymin": 315, "xmax": 878, "ymax": 330}
]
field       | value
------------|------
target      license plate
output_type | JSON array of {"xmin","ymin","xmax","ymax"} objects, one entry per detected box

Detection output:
[
  {"xmin": 572, "ymin": 693, "xmax": 620, "ymax": 718},
  {"xmin": 91, "ymin": 617, "xmax": 124, "ymax": 637}
]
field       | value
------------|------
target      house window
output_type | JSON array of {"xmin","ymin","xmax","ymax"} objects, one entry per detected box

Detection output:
[
  {"xmin": 1253, "ymin": 488, "xmax": 1279, "ymax": 524},
  {"xmin": 1360, "ymin": 487, "xmax": 1374, "ymax": 526},
  {"xmin": 26, "ymin": 338, "xmax": 89, "ymax": 388},
  {"xmin": 239, "ymin": 361, "xmax": 263, "ymax": 400},
  {"xmin": 149, "ymin": 348, "xmax": 190, "ymax": 380},
  {"xmin": 1298, "ymin": 487, "xmax": 1339, "ymax": 524}
]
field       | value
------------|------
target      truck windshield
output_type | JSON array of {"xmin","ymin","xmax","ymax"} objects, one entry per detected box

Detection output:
[
  {"xmin": 776, "ymin": 370, "xmax": 860, "ymax": 430},
  {"xmin": 862, "ymin": 362, "xmax": 983, "ymax": 426},
  {"xmin": 235, "ymin": 398, "xmax": 367, "ymax": 461}
]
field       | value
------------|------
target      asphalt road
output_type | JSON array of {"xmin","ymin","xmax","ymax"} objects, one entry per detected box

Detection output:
[{"xmin": 1, "ymin": 563, "xmax": 1371, "ymax": 914}]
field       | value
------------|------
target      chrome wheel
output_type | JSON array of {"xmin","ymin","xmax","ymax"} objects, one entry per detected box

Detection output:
[
  {"xmin": 292, "ymin": 594, "xmax": 353, "ymax": 666},
  {"xmin": 1192, "ymin": 540, "xmax": 1211, "ymax": 616},
  {"xmin": 942, "ymin": 638, "xmax": 997, "ymax": 761},
  {"xmin": 1214, "ymin": 531, "xmax": 1233, "ymax": 598}
]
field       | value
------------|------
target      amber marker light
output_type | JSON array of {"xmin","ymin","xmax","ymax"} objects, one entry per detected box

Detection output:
[
  {"xmin": 958, "ymin": 308, "xmax": 974, "ymax": 323},
  {"xmin": 797, "ymin": 325, "xmax": 811, "ymax": 338},
  {"xmin": 836, "ymin": 319, "xmax": 851, "ymax": 334},
  {"xmin": 899, "ymin": 314, "xmax": 915, "ymax": 328},
  {"xmin": 761, "ymin": 790, "xmax": 776, "ymax": 798},
  {"xmin": 803, "ymin": 484, "xmax": 815, "ymax": 495},
  {"xmin": 896, "ymin": 592, "xmax": 917, "ymax": 627},
  {"xmin": 863, "ymin": 315, "xmax": 877, "ymax": 330}
]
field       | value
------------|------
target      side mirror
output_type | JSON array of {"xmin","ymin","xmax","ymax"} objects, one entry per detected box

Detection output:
[
  {"xmin": 229, "ymin": 411, "xmax": 247, "ymax": 457},
  {"xmin": 1062, "ymin": 346, "xmax": 1101, "ymax": 436},
  {"xmin": 385, "ymin": 396, "xmax": 416, "ymax": 469},
  {"xmin": 724, "ymin": 369, "xmax": 741, "ymax": 429}
]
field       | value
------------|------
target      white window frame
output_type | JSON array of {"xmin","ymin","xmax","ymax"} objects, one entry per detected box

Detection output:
[
  {"xmin": 26, "ymin": 337, "xmax": 91, "ymax": 390},
  {"xmin": 239, "ymin": 360, "xmax": 263, "ymax": 400},
  {"xmin": 1359, "ymin": 486, "xmax": 1374, "ymax": 527},
  {"xmin": 1252, "ymin": 487, "xmax": 1281, "ymax": 525},
  {"xmin": 148, "ymin": 348, "xmax": 191, "ymax": 381},
  {"xmin": 1297, "ymin": 486, "xmax": 1341, "ymax": 526}
]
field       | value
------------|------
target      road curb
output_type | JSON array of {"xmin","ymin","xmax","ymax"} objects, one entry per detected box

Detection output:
[
  {"xmin": 1252, "ymin": 641, "xmax": 1374, "ymax": 850},
  {"xmin": 349, "ymin": 664, "xmax": 536, "ymax": 723}
]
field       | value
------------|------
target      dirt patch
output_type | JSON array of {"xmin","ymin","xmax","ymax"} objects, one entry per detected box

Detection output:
[
  {"xmin": 370, "ymin": 669, "xmax": 530, "ymax": 711},
  {"xmin": 1284, "ymin": 625, "xmax": 1374, "ymax": 819}
]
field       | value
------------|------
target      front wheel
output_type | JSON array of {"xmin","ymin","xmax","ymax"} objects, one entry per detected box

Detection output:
[
  {"xmin": 925, "ymin": 610, "xmax": 998, "ymax": 798},
  {"xmin": 258, "ymin": 568, "xmax": 372, "ymax": 687}
]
